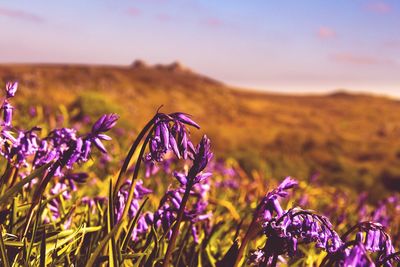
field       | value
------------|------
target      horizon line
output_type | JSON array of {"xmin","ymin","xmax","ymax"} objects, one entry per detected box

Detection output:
[{"xmin": 0, "ymin": 60, "xmax": 399, "ymax": 100}]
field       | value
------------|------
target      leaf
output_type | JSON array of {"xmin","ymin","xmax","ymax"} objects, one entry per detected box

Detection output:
[
  {"xmin": 44, "ymin": 226, "xmax": 101, "ymax": 243},
  {"xmin": 40, "ymin": 227, "xmax": 46, "ymax": 267},
  {"xmin": 107, "ymin": 179, "xmax": 119, "ymax": 267},
  {"xmin": 216, "ymin": 240, "xmax": 239, "ymax": 267},
  {"xmin": 0, "ymin": 226, "xmax": 10, "ymax": 267},
  {"xmin": 85, "ymin": 220, "xmax": 123, "ymax": 267},
  {"xmin": 26, "ymin": 197, "xmax": 44, "ymax": 265},
  {"xmin": 143, "ymin": 225, "xmax": 159, "ymax": 267}
]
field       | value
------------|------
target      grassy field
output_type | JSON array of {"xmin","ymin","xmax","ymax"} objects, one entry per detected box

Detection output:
[{"xmin": 1, "ymin": 62, "xmax": 400, "ymax": 199}]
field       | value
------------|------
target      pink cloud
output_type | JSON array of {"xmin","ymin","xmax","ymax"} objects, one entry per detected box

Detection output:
[
  {"xmin": 155, "ymin": 13, "xmax": 172, "ymax": 22},
  {"xmin": 317, "ymin": 27, "xmax": 337, "ymax": 39},
  {"xmin": 384, "ymin": 40, "xmax": 400, "ymax": 49},
  {"xmin": 203, "ymin": 17, "xmax": 223, "ymax": 28},
  {"xmin": 126, "ymin": 7, "xmax": 141, "ymax": 17},
  {"xmin": 331, "ymin": 52, "xmax": 395, "ymax": 66},
  {"xmin": 365, "ymin": 2, "xmax": 392, "ymax": 14},
  {"xmin": 0, "ymin": 7, "xmax": 44, "ymax": 23}
]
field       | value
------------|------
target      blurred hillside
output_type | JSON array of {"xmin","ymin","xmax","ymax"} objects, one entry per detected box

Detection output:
[{"xmin": 1, "ymin": 62, "xmax": 400, "ymax": 198}]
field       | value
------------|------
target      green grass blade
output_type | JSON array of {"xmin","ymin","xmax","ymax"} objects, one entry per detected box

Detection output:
[
  {"xmin": 85, "ymin": 220, "xmax": 123, "ymax": 267},
  {"xmin": 107, "ymin": 178, "xmax": 119, "ymax": 267},
  {"xmin": 26, "ymin": 197, "xmax": 43, "ymax": 265},
  {"xmin": 40, "ymin": 227, "xmax": 46, "ymax": 267},
  {"xmin": 0, "ymin": 226, "xmax": 10, "ymax": 267}
]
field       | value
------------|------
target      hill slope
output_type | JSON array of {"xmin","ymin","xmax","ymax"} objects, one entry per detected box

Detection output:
[{"xmin": 1, "ymin": 62, "xmax": 400, "ymax": 197}]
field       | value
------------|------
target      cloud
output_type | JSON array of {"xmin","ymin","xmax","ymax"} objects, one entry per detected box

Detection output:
[
  {"xmin": 0, "ymin": 7, "xmax": 44, "ymax": 23},
  {"xmin": 126, "ymin": 7, "xmax": 141, "ymax": 17},
  {"xmin": 331, "ymin": 52, "xmax": 395, "ymax": 66},
  {"xmin": 203, "ymin": 17, "xmax": 223, "ymax": 28},
  {"xmin": 317, "ymin": 27, "xmax": 337, "ymax": 39},
  {"xmin": 384, "ymin": 40, "xmax": 400, "ymax": 49},
  {"xmin": 365, "ymin": 2, "xmax": 392, "ymax": 14},
  {"xmin": 155, "ymin": 13, "xmax": 172, "ymax": 22}
]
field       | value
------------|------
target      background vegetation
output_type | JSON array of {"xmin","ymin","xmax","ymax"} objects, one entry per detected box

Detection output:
[{"xmin": 1, "ymin": 62, "xmax": 400, "ymax": 200}]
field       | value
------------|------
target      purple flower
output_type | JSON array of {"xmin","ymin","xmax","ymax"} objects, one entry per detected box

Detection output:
[
  {"xmin": 47, "ymin": 181, "xmax": 73, "ymax": 228},
  {"xmin": 115, "ymin": 179, "xmax": 152, "ymax": 221},
  {"xmin": 0, "ymin": 127, "xmax": 40, "ymax": 167},
  {"xmin": 256, "ymin": 177, "xmax": 298, "ymax": 220},
  {"xmin": 187, "ymin": 135, "xmax": 213, "ymax": 179},
  {"xmin": 153, "ymin": 175, "xmax": 212, "ymax": 242},
  {"xmin": 343, "ymin": 234, "xmax": 373, "ymax": 267},
  {"xmin": 62, "ymin": 172, "xmax": 89, "ymax": 191},
  {"xmin": 91, "ymin": 113, "xmax": 119, "ymax": 134},
  {"xmin": 145, "ymin": 112, "xmax": 200, "ymax": 162},
  {"xmin": 169, "ymin": 112, "xmax": 200, "ymax": 129},
  {"xmin": 257, "ymin": 208, "xmax": 342, "ymax": 264},
  {"xmin": 5, "ymin": 81, "xmax": 18, "ymax": 98},
  {"xmin": 343, "ymin": 222, "xmax": 397, "ymax": 260},
  {"xmin": 114, "ymin": 180, "xmax": 152, "ymax": 241},
  {"xmin": 88, "ymin": 114, "xmax": 119, "ymax": 154},
  {"xmin": 1, "ymin": 101, "xmax": 13, "ymax": 127}
]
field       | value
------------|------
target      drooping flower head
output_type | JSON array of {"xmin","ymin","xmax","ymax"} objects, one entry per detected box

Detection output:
[
  {"xmin": 342, "ymin": 222, "xmax": 398, "ymax": 262},
  {"xmin": 146, "ymin": 112, "xmax": 200, "ymax": 163}
]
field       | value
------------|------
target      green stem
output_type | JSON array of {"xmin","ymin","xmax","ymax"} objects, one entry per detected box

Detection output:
[
  {"xmin": 233, "ymin": 216, "xmax": 258, "ymax": 267},
  {"xmin": 162, "ymin": 181, "xmax": 193, "ymax": 267},
  {"xmin": 119, "ymin": 130, "xmax": 153, "ymax": 222},
  {"xmin": 113, "ymin": 116, "xmax": 156, "ymax": 196}
]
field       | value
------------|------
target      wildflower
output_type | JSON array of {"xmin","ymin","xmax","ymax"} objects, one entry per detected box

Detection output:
[
  {"xmin": 5, "ymin": 81, "xmax": 18, "ymax": 98},
  {"xmin": 115, "ymin": 179, "xmax": 152, "ymax": 240},
  {"xmin": 343, "ymin": 222, "xmax": 397, "ymax": 261},
  {"xmin": 87, "ymin": 113, "xmax": 119, "ymax": 154},
  {"xmin": 153, "ymin": 178, "xmax": 212, "ymax": 242},
  {"xmin": 259, "ymin": 177, "xmax": 298, "ymax": 220},
  {"xmin": 115, "ymin": 179, "xmax": 152, "ymax": 221},
  {"xmin": 187, "ymin": 135, "xmax": 213, "ymax": 180},
  {"xmin": 62, "ymin": 172, "xmax": 89, "ymax": 191},
  {"xmin": 1, "ymin": 101, "xmax": 13, "ymax": 127},
  {"xmin": 92, "ymin": 113, "xmax": 119, "ymax": 133},
  {"xmin": 0, "ymin": 127, "xmax": 40, "ymax": 167},
  {"xmin": 47, "ymin": 181, "xmax": 73, "ymax": 228},
  {"xmin": 145, "ymin": 112, "xmax": 199, "ymax": 162}
]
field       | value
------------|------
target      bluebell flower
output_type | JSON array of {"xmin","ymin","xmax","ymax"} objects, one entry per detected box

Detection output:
[
  {"xmin": 5, "ymin": 81, "xmax": 18, "ymax": 98},
  {"xmin": 1, "ymin": 101, "xmax": 13, "ymax": 127}
]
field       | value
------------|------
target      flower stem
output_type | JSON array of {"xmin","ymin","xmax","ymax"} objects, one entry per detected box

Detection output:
[
  {"xmin": 114, "ymin": 116, "xmax": 156, "ymax": 196},
  {"xmin": 234, "ymin": 216, "xmax": 258, "ymax": 267},
  {"xmin": 162, "ymin": 181, "xmax": 193, "ymax": 267},
  {"xmin": 119, "ymin": 132, "xmax": 153, "ymax": 222}
]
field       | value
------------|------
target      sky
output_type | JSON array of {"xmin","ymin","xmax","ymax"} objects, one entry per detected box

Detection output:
[{"xmin": 0, "ymin": 0, "xmax": 399, "ymax": 97}]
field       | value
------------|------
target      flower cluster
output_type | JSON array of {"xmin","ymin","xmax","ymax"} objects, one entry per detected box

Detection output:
[
  {"xmin": 145, "ymin": 112, "xmax": 199, "ymax": 162},
  {"xmin": 253, "ymin": 208, "xmax": 342, "ymax": 265},
  {"xmin": 0, "ymin": 83, "xmax": 118, "ymax": 173},
  {"xmin": 153, "ymin": 175, "xmax": 212, "ymax": 242},
  {"xmin": 248, "ymin": 177, "xmax": 399, "ymax": 266}
]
